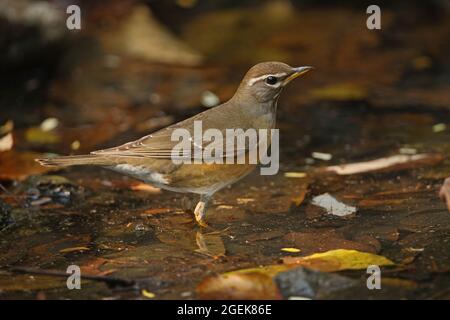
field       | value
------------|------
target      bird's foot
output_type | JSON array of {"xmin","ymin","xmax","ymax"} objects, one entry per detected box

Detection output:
[{"xmin": 194, "ymin": 199, "xmax": 210, "ymax": 228}]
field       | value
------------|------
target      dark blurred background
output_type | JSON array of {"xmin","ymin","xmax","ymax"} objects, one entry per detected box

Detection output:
[{"xmin": 1, "ymin": 0, "xmax": 450, "ymax": 152}]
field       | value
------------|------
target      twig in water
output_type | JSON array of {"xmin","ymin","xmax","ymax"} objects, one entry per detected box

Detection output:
[{"xmin": 9, "ymin": 266, "xmax": 137, "ymax": 288}]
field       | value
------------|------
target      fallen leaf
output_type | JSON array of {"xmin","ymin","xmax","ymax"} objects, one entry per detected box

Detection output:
[
  {"xmin": 25, "ymin": 127, "xmax": 60, "ymax": 144},
  {"xmin": 100, "ymin": 5, "xmax": 202, "ymax": 66},
  {"xmin": 283, "ymin": 249, "xmax": 394, "ymax": 272},
  {"xmin": 197, "ymin": 248, "xmax": 393, "ymax": 300},
  {"xmin": 40, "ymin": 117, "xmax": 59, "ymax": 131},
  {"xmin": 281, "ymin": 248, "xmax": 301, "ymax": 253},
  {"xmin": 322, "ymin": 154, "xmax": 443, "ymax": 175},
  {"xmin": 197, "ymin": 265, "xmax": 285, "ymax": 300},
  {"xmin": 311, "ymin": 152, "xmax": 332, "ymax": 161},
  {"xmin": 0, "ymin": 133, "xmax": 13, "ymax": 152},
  {"xmin": 130, "ymin": 183, "xmax": 161, "ymax": 193},
  {"xmin": 141, "ymin": 289, "xmax": 156, "ymax": 299},
  {"xmin": 311, "ymin": 193, "xmax": 357, "ymax": 217},
  {"xmin": 432, "ymin": 123, "xmax": 446, "ymax": 133},
  {"xmin": 0, "ymin": 151, "xmax": 56, "ymax": 181}
]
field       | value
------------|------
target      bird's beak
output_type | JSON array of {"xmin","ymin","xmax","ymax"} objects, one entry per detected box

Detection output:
[{"xmin": 283, "ymin": 66, "xmax": 314, "ymax": 85}]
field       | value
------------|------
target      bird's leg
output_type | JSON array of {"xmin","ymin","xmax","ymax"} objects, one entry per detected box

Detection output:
[{"xmin": 194, "ymin": 194, "xmax": 211, "ymax": 227}]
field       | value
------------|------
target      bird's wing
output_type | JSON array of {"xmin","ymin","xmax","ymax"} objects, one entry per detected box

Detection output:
[{"xmin": 91, "ymin": 106, "xmax": 261, "ymax": 160}]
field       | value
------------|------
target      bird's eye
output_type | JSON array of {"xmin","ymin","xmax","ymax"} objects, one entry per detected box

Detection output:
[{"xmin": 265, "ymin": 76, "xmax": 278, "ymax": 85}]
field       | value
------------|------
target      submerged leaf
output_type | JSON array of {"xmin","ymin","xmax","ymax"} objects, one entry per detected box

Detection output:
[
  {"xmin": 283, "ymin": 249, "xmax": 394, "ymax": 272},
  {"xmin": 0, "ymin": 151, "xmax": 56, "ymax": 181}
]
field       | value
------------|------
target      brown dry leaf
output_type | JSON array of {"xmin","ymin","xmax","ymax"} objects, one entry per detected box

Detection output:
[
  {"xmin": 283, "ymin": 249, "xmax": 394, "ymax": 272},
  {"xmin": 197, "ymin": 265, "xmax": 286, "ymax": 300},
  {"xmin": 322, "ymin": 154, "xmax": 443, "ymax": 175},
  {"xmin": 130, "ymin": 183, "xmax": 161, "ymax": 193},
  {"xmin": 197, "ymin": 249, "xmax": 394, "ymax": 299},
  {"xmin": 0, "ymin": 151, "xmax": 56, "ymax": 181},
  {"xmin": 0, "ymin": 133, "xmax": 13, "ymax": 152},
  {"xmin": 100, "ymin": 5, "xmax": 202, "ymax": 66}
]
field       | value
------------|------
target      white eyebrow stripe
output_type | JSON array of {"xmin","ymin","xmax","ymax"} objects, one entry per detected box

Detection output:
[{"xmin": 247, "ymin": 72, "xmax": 287, "ymax": 86}]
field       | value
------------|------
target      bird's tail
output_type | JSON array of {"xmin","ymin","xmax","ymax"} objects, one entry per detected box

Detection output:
[{"xmin": 36, "ymin": 154, "xmax": 113, "ymax": 167}]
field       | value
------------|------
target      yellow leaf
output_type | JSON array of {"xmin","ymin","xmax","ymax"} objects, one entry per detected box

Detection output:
[
  {"xmin": 284, "ymin": 249, "xmax": 394, "ymax": 272},
  {"xmin": 281, "ymin": 247, "xmax": 301, "ymax": 253},
  {"xmin": 141, "ymin": 289, "xmax": 155, "ymax": 298}
]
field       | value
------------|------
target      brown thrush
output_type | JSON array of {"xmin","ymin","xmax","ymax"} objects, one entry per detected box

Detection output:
[{"xmin": 37, "ymin": 61, "xmax": 313, "ymax": 226}]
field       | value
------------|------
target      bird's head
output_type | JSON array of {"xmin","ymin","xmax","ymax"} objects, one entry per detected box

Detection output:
[{"xmin": 234, "ymin": 61, "xmax": 314, "ymax": 103}]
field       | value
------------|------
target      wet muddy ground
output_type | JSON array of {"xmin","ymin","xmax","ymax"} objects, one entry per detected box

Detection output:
[{"xmin": 1, "ymin": 1, "xmax": 450, "ymax": 299}]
